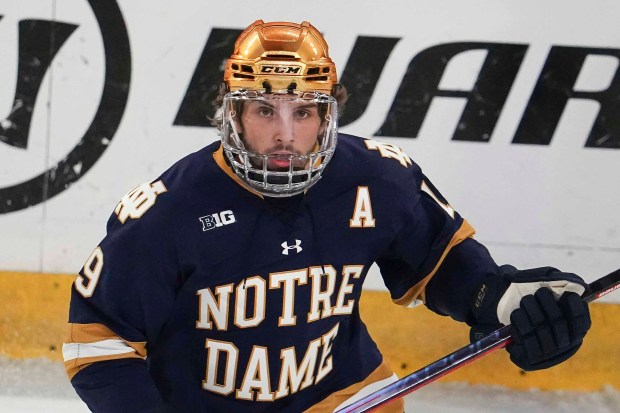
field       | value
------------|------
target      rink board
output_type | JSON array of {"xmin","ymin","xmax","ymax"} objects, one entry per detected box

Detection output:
[
  {"xmin": 0, "ymin": 1, "xmax": 619, "ymax": 303},
  {"xmin": 0, "ymin": 271, "xmax": 617, "ymax": 392}
]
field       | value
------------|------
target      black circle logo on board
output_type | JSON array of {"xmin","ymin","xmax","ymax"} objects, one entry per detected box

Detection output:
[{"xmin": 0, "ymin": 0, "xmax": 131, "ymax": 213}]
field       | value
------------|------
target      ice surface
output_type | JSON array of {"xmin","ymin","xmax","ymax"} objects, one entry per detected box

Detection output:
[
  {"xmin": 0, "ymin": 396, "xmax": 89, "ymax": 413},
  {"xmin": 0, "ymin": 357, "xmax": 618, "ymax": 412},
  {"xmin": 0, "ymin": 357, "xmax": 89, "ymax": 412},
  {"xmin": 408, "ymin": 382, "xmax": 620, "ymax": 413}
]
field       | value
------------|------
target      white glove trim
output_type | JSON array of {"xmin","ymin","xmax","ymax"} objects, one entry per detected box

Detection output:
[{"xmin": 496, "ymin": 281, "xmax": 586, "ymax": 326}]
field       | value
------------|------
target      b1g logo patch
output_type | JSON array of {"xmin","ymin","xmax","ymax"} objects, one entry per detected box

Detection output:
[
  {"xmin": 199, "ymin": 210, "xmax": 237, "ymax": 231},
  {"xmin": 0, "ymin": 0, "xmax": 131, "ymax": 213}
]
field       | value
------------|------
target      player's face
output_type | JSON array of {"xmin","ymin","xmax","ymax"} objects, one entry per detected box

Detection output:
[{"xmin": 238, "ymin": 99, "xmax": 323, "ymax": 170}]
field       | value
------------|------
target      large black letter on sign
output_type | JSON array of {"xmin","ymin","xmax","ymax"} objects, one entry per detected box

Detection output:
[
  {"xmin": 513, "ymin": 46, "xmax": 620, "ymax": 149},
  {"xmin": 0, "ymin": 0, "xmax": 132, "ymax": 214},
  {"xmin": 0, "ymin": 20, "xmax": 77, "ymax": 149},
  {"xmin": 375, "ymin": 42, "xmax": 527, "ymax": 140},
  {"xmin": 338, "ymin": 36, "xmax": 401, "ymax": 127},
  {"xmin": 174, "ymin": 28, "xmax": 242, "ymax": 127}
]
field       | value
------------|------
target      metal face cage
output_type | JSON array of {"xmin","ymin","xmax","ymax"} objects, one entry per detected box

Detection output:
[{"xmin": 221, "ymin": 90, "xmax": 338, "ymax": 197}]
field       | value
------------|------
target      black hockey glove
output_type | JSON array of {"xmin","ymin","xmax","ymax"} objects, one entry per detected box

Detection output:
[{"xmin": 469, "ymin": 265, "xmax": 592, "ymax": 371}]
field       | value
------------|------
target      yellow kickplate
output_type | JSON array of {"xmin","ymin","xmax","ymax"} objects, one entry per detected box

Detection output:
[
  {"xmin": 359, "ymin": 290, "xmax": 620, "ymax": 392},
  {"xmin": 0, "ymin": 271, "xmax": 75, "ymax": 360},
  {"xmin": 0, "ymin": 272, "xmax": 617, "ymax": 392}
]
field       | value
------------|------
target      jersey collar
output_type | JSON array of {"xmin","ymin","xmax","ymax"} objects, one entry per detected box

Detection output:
[{"xmin": 213, "ymin": 145, "xmax": 264, "ymax": 199}]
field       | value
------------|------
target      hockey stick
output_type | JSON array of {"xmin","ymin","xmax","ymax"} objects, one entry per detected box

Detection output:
[{"xmin": 336, "ymin": 268, "xmax": 620, "ymax": 413}]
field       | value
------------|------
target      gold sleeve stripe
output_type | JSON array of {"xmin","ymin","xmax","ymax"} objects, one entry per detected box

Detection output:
[
  {"xmin": 66, "ymin": 322, "xmax": 126, "ymax": 344},
  {"xmin": 303, "ymin": 361, "xmax": 404, "ymax": 413},
  {"xmin": 63, "ymin": 322, "xmax": 147, "ymax": 380},
  {"xmin": 393, "ymin": 219, "xmax": 476, "ymax": 307},
  {"xmin": 213, "ymin": 145, "xmax": 264, "ymax": 199}
]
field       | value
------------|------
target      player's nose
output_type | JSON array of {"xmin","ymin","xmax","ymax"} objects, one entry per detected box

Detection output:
[{"xmin": 273, "ymin": 115, "xmax": 296, "ymax": 143}]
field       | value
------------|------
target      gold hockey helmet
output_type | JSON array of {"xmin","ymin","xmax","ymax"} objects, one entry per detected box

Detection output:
[{"xmin": 224, "ymin": 20, "xmax": 338, "ymax": 94}]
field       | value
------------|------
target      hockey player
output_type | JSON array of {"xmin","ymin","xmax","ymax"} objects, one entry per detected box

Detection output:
[{"xmin": 64, "ymin": 20, "xmax": 592, "ymax": 413}]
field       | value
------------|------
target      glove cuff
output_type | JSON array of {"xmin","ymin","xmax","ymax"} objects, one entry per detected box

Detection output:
[{"xmin": 469, "ymin": 265, "xmax": 514, "ymax": 326}]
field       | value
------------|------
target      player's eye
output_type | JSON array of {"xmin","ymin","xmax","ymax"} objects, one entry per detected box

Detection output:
[
  {"xmin": 294, "ymin": 106, "xmax": 319, "ymax": 120},
  {"xmin": 257, "ymin": 106, "xmax": 273, "ymax": 117},
  {"xmin": 295, "ymin": 109, "xmax": 311, "ymax": 119}
]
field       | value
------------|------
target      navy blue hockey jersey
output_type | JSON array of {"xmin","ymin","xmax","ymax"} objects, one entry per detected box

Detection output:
[{"xmin": 64, "ymin": 134, "xmax": 479, "ymax": 412}]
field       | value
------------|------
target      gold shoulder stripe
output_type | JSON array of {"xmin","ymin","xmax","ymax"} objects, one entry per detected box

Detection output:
[
  {"xmin": 393, "ymin": 220, "xmax": 476, "ymax": 306},
  {"xmin": 303, "ymin": 361, "xmax": 403, "ymax": 413},
  {"xmin": 213, "ymin": 145, "xmax": 264, "ymax": 199}
]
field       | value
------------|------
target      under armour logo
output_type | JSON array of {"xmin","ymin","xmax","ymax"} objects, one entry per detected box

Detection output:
[{"xmin": 281, "ymin": 240, "xmax": 302, "ymax": 255}]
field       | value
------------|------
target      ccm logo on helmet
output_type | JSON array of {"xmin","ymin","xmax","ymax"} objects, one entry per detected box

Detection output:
[{"xmin": 260, "ymin": 65, "xmax": 302, "ymax": 74}]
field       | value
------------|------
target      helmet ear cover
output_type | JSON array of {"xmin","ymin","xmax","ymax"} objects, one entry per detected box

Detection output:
[{"xmin": 224, "ymin": 20, "xmax": 338, "ymax": 95}]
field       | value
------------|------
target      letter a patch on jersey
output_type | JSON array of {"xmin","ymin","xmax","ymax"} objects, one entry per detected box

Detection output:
[{"xmin": 350, "ymin": 186, "xmax": 375, "ymax": 228}]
